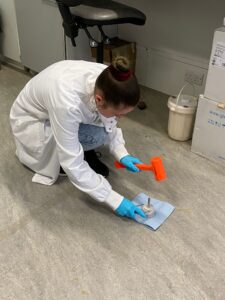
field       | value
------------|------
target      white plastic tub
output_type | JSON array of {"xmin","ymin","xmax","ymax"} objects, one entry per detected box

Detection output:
[{"xmin": 168, "ymin": 89, "xmax": 197, "ymax": 141}]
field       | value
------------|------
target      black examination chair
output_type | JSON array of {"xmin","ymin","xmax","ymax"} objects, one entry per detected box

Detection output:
[{"xmin": 56, "ymin": 0, "xmax": 146, "ymax": 63}]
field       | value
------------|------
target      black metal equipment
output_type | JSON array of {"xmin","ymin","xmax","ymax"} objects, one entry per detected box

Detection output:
[{"xmin": 56, "ymin": 0, "xmax": 146, "ymax": 63}]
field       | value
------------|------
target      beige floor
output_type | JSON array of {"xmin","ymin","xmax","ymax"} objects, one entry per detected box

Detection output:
[{"xmin": 0, "ymin": 64, "xmax": 225, "ymax": 300}]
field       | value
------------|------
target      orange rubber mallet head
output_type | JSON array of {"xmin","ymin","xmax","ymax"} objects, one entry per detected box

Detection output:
[{"xmin": 114, "ymin": 157, "xmax": 167, "ymax": 181}]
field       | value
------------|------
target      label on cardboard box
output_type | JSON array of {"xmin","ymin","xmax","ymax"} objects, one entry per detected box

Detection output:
[
  {"xmin": 191, "ymin": 95, "xmax": 225, "ymax": 165},
  {"xmin": 204, "ymin": 29, "xmax": 225, "ymax": 104},
  {"xmin": 211, "ymin": 41, "xmax": 225, "ymax": 69}
]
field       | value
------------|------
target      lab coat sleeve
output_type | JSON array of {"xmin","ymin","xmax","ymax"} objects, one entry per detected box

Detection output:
[
  {"xmin": 47, "ymin": 90, "xmax": 123, "ymax": 210},
  {"xmin": 107, "ymin": 127, "xmax": 129, "ymax": 161}
]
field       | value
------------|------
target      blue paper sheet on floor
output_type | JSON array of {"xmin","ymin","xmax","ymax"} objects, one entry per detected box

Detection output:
[{"xmin": 132, "ymin": 193, "xmax": 175, "ymax": 230}]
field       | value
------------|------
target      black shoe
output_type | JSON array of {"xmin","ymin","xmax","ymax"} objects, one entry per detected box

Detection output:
[
  {"xmin": 59, "ymin": 166, "xmax": 67, "ymax": 177},
  {"xmin": 84, "ymin": 150, "xmax": 109, "ymax": 177}
]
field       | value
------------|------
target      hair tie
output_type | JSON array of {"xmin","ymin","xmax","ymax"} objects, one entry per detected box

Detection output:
[{"xmin": 108, "ymin": 65, "xmax": 132, "ymax": 81}]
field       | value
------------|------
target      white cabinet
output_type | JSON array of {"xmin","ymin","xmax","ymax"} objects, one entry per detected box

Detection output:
[
  {"xmin": 14, "ymin": 0, "xmax": 118, "ymax": 71},
  {"xmin": 0, "ymin": 0, "xmax": 20, "ymax": 62},
  {"xmin": 15, "ymin": 0, "xmax": 65, "ymax": 72}
]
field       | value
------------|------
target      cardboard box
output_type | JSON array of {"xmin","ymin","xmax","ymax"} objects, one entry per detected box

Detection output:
[
  {"xmin": 191, "ymin": 94, "xmax": 225, "ymax": 166},
  {"xmin": 91, "ymin": 38, "xmax": 136, "ymax": 72},
  {"xmin": 204, "ymin": 27, "xmax": 225, "ymax": 104}
]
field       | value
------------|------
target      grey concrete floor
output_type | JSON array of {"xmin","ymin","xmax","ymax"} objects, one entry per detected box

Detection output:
[{"xmin": 0, "ymin": 64, "xmax": 225, "ymax": 300}]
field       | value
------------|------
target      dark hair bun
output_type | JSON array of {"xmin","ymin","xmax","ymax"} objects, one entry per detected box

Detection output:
[{"xmin": 112, "ymin": 56, "xmax": 130, "ymax": 72}]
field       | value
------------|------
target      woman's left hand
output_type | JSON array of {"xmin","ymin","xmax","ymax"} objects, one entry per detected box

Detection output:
[{"xmin": 120, "ymin": 155, "xmax": 142, "ymax": 172}]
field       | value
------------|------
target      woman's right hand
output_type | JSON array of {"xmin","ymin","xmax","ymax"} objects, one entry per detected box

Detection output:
[{"xmin": 115, "ymin": 198, "xmax": 146, "ymax": 220}]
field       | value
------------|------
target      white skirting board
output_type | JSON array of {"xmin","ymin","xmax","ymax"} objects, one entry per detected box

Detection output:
[
  {"xmin": 135, "ymin": 45, "xmax": 209, "ymax": 97},
  {"xmin": 0, "ymin": 56, "xmax": 24, "ymax": 71}
]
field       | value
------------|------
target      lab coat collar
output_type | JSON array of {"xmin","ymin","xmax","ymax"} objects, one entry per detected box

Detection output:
[
  {"xmin": 89, "ymin": 94, "xmax": 98, "ymax": 112},
  {"xmin": 99, "ymin": 114, "xmax": 117, "ymax": 133},
  {"xmin": 88, "ymin": 94, "xmax": 117, "ymax": 132}
]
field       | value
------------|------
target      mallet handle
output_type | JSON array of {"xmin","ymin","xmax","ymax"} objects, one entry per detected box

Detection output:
[{"xmin": 114, "ymin": 161, "xmax": 153, "ymax": 171}]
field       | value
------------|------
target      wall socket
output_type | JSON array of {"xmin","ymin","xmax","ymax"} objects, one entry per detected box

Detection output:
[{"xmin": 184, "ymin": 70, "xmax": 204, "ymax": 86}]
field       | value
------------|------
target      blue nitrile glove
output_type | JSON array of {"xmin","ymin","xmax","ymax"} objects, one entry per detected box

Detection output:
[
  {"xmin": 120, "ymin": 155, "xmax": 142, "ymax": 172},
  {"xmin": 116, "ymin": 198, "xmax": 146, "ymax": 220}
]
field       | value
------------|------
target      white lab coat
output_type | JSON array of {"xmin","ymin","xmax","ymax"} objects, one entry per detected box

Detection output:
[{"xmin": 10, "ymin": 60, "xmax": 129, "ymax": 210}]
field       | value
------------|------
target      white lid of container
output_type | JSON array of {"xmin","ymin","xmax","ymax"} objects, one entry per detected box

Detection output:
[{"xmin": 168, "ymin": 95, "xmax": 198, "ymax": 114}]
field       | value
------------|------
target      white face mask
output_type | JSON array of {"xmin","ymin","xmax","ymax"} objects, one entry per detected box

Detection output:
[
  {"xmin": 94, "ymin": 88, "xmax": 135, "ymax": 118},
  {"xmin": 97, "ymin": 103, "xmax": 134, "ymax": 118}
]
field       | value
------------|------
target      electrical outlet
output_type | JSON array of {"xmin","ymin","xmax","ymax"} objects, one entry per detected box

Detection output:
[{"xmin": 184, "ymin": 70, "xmax": 204, "ymax": 86}]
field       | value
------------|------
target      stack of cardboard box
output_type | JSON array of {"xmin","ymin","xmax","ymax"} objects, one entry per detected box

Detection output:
[{"xmin": 192, "ymin": 24, "xmax": 225, "ymax": 166}]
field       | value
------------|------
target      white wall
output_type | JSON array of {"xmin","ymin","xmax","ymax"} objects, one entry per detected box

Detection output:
[
  {"xmin": 118, "ymin": 0, "xmax": 225, "ymax": 96},
  {"xmin": 0, "ymin": 0, "xmax": 21, "ymax": 62}
]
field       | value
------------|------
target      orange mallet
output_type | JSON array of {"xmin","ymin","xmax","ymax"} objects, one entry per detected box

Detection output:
[{"xmin": 114, "ymin": 157, "xmax": 167, "ymax": 181}]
